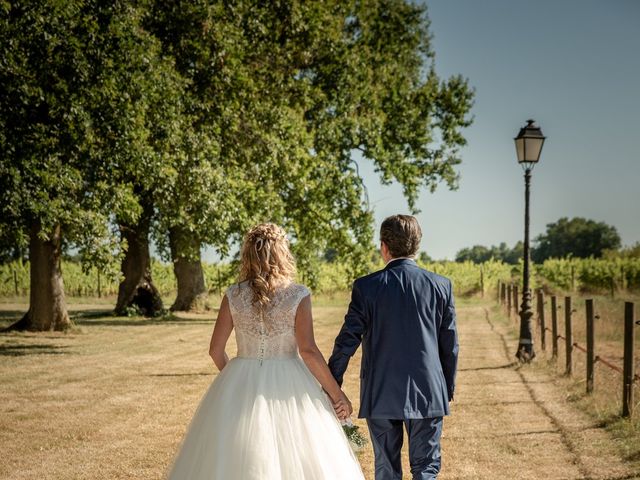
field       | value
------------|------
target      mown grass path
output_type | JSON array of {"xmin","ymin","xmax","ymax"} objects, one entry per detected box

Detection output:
[
  {"xmin": 0, "ymin": 300, "xmax": 636, "ymax": 479},
  {"xmin": 441, "ymin": 303, "xmax": 636, "ymax": 480}
]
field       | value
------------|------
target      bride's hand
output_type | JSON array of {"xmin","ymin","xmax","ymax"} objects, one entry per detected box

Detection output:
[{"xmin": 332, "ymin": 390, "xmax": 353, "ymax": 420}]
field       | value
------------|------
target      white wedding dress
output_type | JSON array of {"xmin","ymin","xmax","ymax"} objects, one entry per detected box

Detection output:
[{"xmin": 164, "ymin": 281, "xmax": 365, "ymax": 479}]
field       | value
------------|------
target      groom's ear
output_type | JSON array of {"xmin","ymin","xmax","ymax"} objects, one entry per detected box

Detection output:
[{"xmin": 380, "ymin": 241, "xmax": 389, "ymax": 258}]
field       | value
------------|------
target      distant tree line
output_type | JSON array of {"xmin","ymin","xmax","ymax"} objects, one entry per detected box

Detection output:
[
  {"xmin": 455, "ymin": 217, "xmax": 626, "ymax": 264},
  {"xmin": 455, "ymin": 242, "xmax": 523, "ymax": 264}
]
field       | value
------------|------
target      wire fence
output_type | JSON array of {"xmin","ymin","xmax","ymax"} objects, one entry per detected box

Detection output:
[{"xmin": 497, "ymin": 279, "xmax": 638, "ymax": 417}]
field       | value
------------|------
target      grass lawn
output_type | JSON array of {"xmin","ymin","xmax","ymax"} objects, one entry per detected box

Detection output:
[
  {"xmin": 1, "ymin": 294, "xmax": 638, "ymax": 479},
  {"xmin": 0, "ymin": 295, "xmax": 377, "ymax": 479}
]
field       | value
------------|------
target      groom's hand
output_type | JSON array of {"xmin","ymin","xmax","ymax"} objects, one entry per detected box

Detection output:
[{"xmin": 332, "ymin": 391, "xmax": 353, "ymax": 420}]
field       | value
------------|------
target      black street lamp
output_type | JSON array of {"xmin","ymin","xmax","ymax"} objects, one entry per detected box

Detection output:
[{"xmin": 514, "ymin": 119, "xmax": 545, "ymax": 363}]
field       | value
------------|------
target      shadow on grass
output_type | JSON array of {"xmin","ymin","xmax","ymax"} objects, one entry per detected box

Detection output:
[
  {"xmin": 0, "ymin": 343, "xmax": 75, "ymax": 356},
  {"xmin": 69, "ymin": 309, "xmax": 213, "ymax": 327},
  {"xmin": 0, "ymin": 310, "xmax": 24, "ymax": 321},
  {"xmin": 0, "ymin": 312, "xmax": 213, "ymax": 331},
  {"xmin": 75, "ymin": 317, "xmax": 212, "ymax": 327},
  {"xmin": 589, "ymin": 475, "xmax": 640, "ymax": 480}
]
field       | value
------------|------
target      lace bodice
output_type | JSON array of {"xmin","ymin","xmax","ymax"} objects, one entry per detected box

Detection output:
[{"xmin": 226, "ymin": 281, "xmax": 310, "ymax": 361}]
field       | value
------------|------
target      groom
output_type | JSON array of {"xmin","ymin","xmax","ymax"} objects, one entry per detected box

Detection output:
[{"xmin": 328, "ymin": 214, "xmax": 458, "ymax": 480}]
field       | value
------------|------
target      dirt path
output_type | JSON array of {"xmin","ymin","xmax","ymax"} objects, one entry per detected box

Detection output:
[{"xmin": 440, "ymin": 304, "xmax": 637, "ymax": 480}]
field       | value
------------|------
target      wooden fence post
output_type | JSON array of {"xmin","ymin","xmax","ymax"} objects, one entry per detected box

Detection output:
[
  {"xmin": 565, "ymin": 296, "xmax": 573, "ymax": 375},
  {"xmin": 551, "ymin": 295, "xmax": 558, "ymax": 358},
  {"xmin": 513, "ymin": 285, "xmax": 519, "ymax": 321},
  {"xmin": 501, "ymin": 282, "xmax": 506, "ymax": 305},
  {"xmin": 13, "ymin": 269, "xmax": 19, "ymax": 296},
  {"xmin": 97, "ymin": 270, "xmax": 102, "ymax": 298},
  {"xmin": 623, "ymin": 302, "xmax": 635, "ymax": 417},
  {"xmin": 610, "ymin": 277, "xmax": 616, "ymax": 298},
  {"xmin": 586, "ymin": 299, "xmax": 594, "ymax": 394},
  {"xmin": 507, "ymin": 284, "xmax": 512, "ymax": 316},
  {"xmin": 496, "ymin": 281, "xmax": 501, "ymax": 303},
  {"xmin": 538, "ymin": 289, "xmax": 546, "ymax": 351}
]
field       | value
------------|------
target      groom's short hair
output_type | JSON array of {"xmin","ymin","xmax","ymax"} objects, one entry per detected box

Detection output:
[{"xmin": 380, "ymin": 215, "xmax": 422, "ymax": 258}]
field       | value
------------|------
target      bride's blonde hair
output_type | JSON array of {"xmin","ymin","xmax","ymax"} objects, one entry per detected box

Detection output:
[{"xmin": 239, "ymin": 223, "xmax": 296, "ymax": 307}]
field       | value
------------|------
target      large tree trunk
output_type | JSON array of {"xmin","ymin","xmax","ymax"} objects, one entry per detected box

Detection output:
[
  {"xmin": 169, "ymin": 227, "xmax": 206, "ymax": 312},
  {"xmin": 114, "ymin": 200, "xmax": 163, "ymax": 317},
  {"xmin": 3, "ymin": 222, "xmax": 72, "ymax": 332}
]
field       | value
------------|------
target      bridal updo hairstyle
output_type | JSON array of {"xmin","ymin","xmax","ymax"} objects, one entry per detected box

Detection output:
[
  {"xmin": 379, "ymin": 214, "xmax": 422, "ymax": 258},
  {"xmin": 239, "ymin": 223, "xmax": 296, "ymax": 308}
]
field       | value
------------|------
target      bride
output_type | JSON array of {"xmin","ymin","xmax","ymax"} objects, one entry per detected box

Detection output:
[{"xmin": 164, "ymin": 223, "xmax": 365, "ymax": 479}]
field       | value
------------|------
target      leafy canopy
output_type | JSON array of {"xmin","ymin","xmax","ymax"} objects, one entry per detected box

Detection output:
[
  {"xmin": 0, "ymin": 0, "xmax": 184, "ymax": 276},
  {"xmin": 1, "ymin": 1, "xmax": 474, "ymax": 287},
  {"xmin": 145, "ymin": 0, "xmax": 474, "ymax": 283},
  {"xmin": 532, "ymin": 217, "xmax": 621, "ymax": 262},
  {"xmin": 455, "ymin": 242, "xmax": 523, "ymax": 265}
]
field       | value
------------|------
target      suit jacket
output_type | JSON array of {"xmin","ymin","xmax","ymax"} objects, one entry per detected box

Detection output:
[{"xmin": 328, "ymin": 258, "xmax": 458, "ymax": 419}]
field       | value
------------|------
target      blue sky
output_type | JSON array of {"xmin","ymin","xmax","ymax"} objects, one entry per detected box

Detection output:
[
  {"xmin": 204, "ymin": 1, "xmax": 639, "ymax": 263},
  {"xmin": 358, "ymin": 0, "xmax": 640, "ymax": 259}
]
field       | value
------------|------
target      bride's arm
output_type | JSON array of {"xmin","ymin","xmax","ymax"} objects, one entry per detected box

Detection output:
[
  {"xmin": 209, "ymin": 295, "xmax": 233, "ymax": 371},
  {"xmin": 295, "ymin": 294, "xmax": 352, "ymax": 420}
]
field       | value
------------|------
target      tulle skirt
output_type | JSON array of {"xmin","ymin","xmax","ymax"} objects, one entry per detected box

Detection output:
[{"xmin": 164, "ymin": 356, "xmax": 365, "ymax": 479}]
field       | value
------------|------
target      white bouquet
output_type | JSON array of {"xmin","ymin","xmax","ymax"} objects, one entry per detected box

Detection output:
[{"xmin": 341, "ymin": 418, "xmax": 367, "ymax": 453}]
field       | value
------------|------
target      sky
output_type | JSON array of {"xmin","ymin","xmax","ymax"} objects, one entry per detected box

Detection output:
[
  {"xmin": 357, "ymin": 0, "xmax": 640, "ymax": 260},
  {"xmin": 205, "ymin": 1, "xmax": 640, "ymax": 263}
]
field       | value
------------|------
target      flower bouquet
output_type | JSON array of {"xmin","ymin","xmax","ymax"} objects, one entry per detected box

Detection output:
[{"xmin": 341, "ymin": 418, "xmax": 367, "ymax": 453}]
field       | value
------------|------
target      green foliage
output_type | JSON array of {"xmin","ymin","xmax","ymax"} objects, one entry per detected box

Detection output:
[
  {"xmin": 536, "ymin": 257, "xmax": 640, "ymax": 293},
  {"xmin": 122, "ymin": 304, "xmax": 143, "ymax": 318},
  {"xmin": 143, "ymin": 0, "xmax": 474, "ymax": 286},
  {"xmin": 532, "ymin": 217, "xmax": 621, "ymax": 262},
  {"xmin": 315, "ymin": 262, "xmax": 353, "ymax": 294},
  {"xmin": 419, "ymin": 251, "xmax": 433, "ymax": 263},
  {"xmin": 417, "ymin": 259, "xmax": 513, "ymax": 296},
  {"xmin": 4, "ymin": 257, "xmax": 639, "ymax": 298},
  {"xmin": 535, "ymin": 258, "xmax": 576, "ymax": 291},
  {"xmin": 603, "ymin": 242, "xmax": 640, "ymax": 259},
  {"xmin": 2, "ymin": 1, "xmax": 474, "ymax": 297},
  {"xmin": 455, "ymin": 242, "xmax": 523, "ymax": 264},
  {"xmin": 0, "ymin": 0, "xmax": 182, "ymax": 271}
]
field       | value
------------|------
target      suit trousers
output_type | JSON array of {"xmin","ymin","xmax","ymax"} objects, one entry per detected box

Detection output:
[{"xmin": 366, "ymin": 417, "xmax": 443, "ymax": 480}]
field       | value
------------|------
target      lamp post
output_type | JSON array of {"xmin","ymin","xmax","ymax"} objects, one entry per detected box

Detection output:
[{"xmin": 514, "ymin": 119, "xmax": 545, "ymax": 363}]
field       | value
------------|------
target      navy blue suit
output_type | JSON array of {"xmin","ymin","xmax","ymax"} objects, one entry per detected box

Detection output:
[{"xmin": 328, "ymin": 258, "xmax": 458, "ymax": 479}]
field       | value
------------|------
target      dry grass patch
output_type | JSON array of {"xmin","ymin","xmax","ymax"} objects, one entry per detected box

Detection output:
[{"xmin": 1, "ymin": 297, "xmax": 637, "ymax": 479}]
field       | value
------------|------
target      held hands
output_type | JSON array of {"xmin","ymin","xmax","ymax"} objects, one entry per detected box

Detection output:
[{"xmin": 331, "ymin": 390, "xmax": 353, "ymax": 421}]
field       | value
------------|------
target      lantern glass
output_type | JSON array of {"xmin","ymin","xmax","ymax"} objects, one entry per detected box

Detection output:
[
  {"xmin": 515, "ymin": 137, "xmax": 525, "ymax": 162},
  {"xmin": 514, "ymin": 120, "xmax": 545, "ymax": 165}
]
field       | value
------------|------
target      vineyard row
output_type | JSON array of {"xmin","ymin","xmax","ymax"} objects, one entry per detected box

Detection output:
[{"xmin": 1, "ymin": 257, "xmax": 639, "ymax": 298}]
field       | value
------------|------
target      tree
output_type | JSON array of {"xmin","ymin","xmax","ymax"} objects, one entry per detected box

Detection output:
[
  {"xmin": 0, "ymin": 230, "xmax": 28, "ymax": 265},
  {"xmin": 502, "ymin": 241, "xmax": 524, "ymax": 265},
  {"xmin": 455, "ymin": 245, "xmax": 491, "ymax": 263},
  {"xmin": 454, "ymin": 242, "xmax": 523, "ymax": 264},
  {"xmin": 85, "ymin": 4, "xmax": 186, "ymax": 317},
  {"xmin": 532, "ymin": 217, "xmax": 621, "ymax": 262},
  {"xmin": 419, "ymin": 252, "xmax": 433, "ymax": 263},
  {"xmin": 0, "ymin": 1, "xmax": 178, "ymax": 328},
  {"xmin": 145, "ymin": 0, "xmax": 474, "ymax": 304},
  {"xmin": 603, "ymin": 242, "xmax": 640, "ymax": 259},
  {"xmin": 144, "ymin": 2, "xmax": 266, "ymax": 311},
  {"xmin": 323, "ymin": 248, "xmax": 339, "ymax": 263}
]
